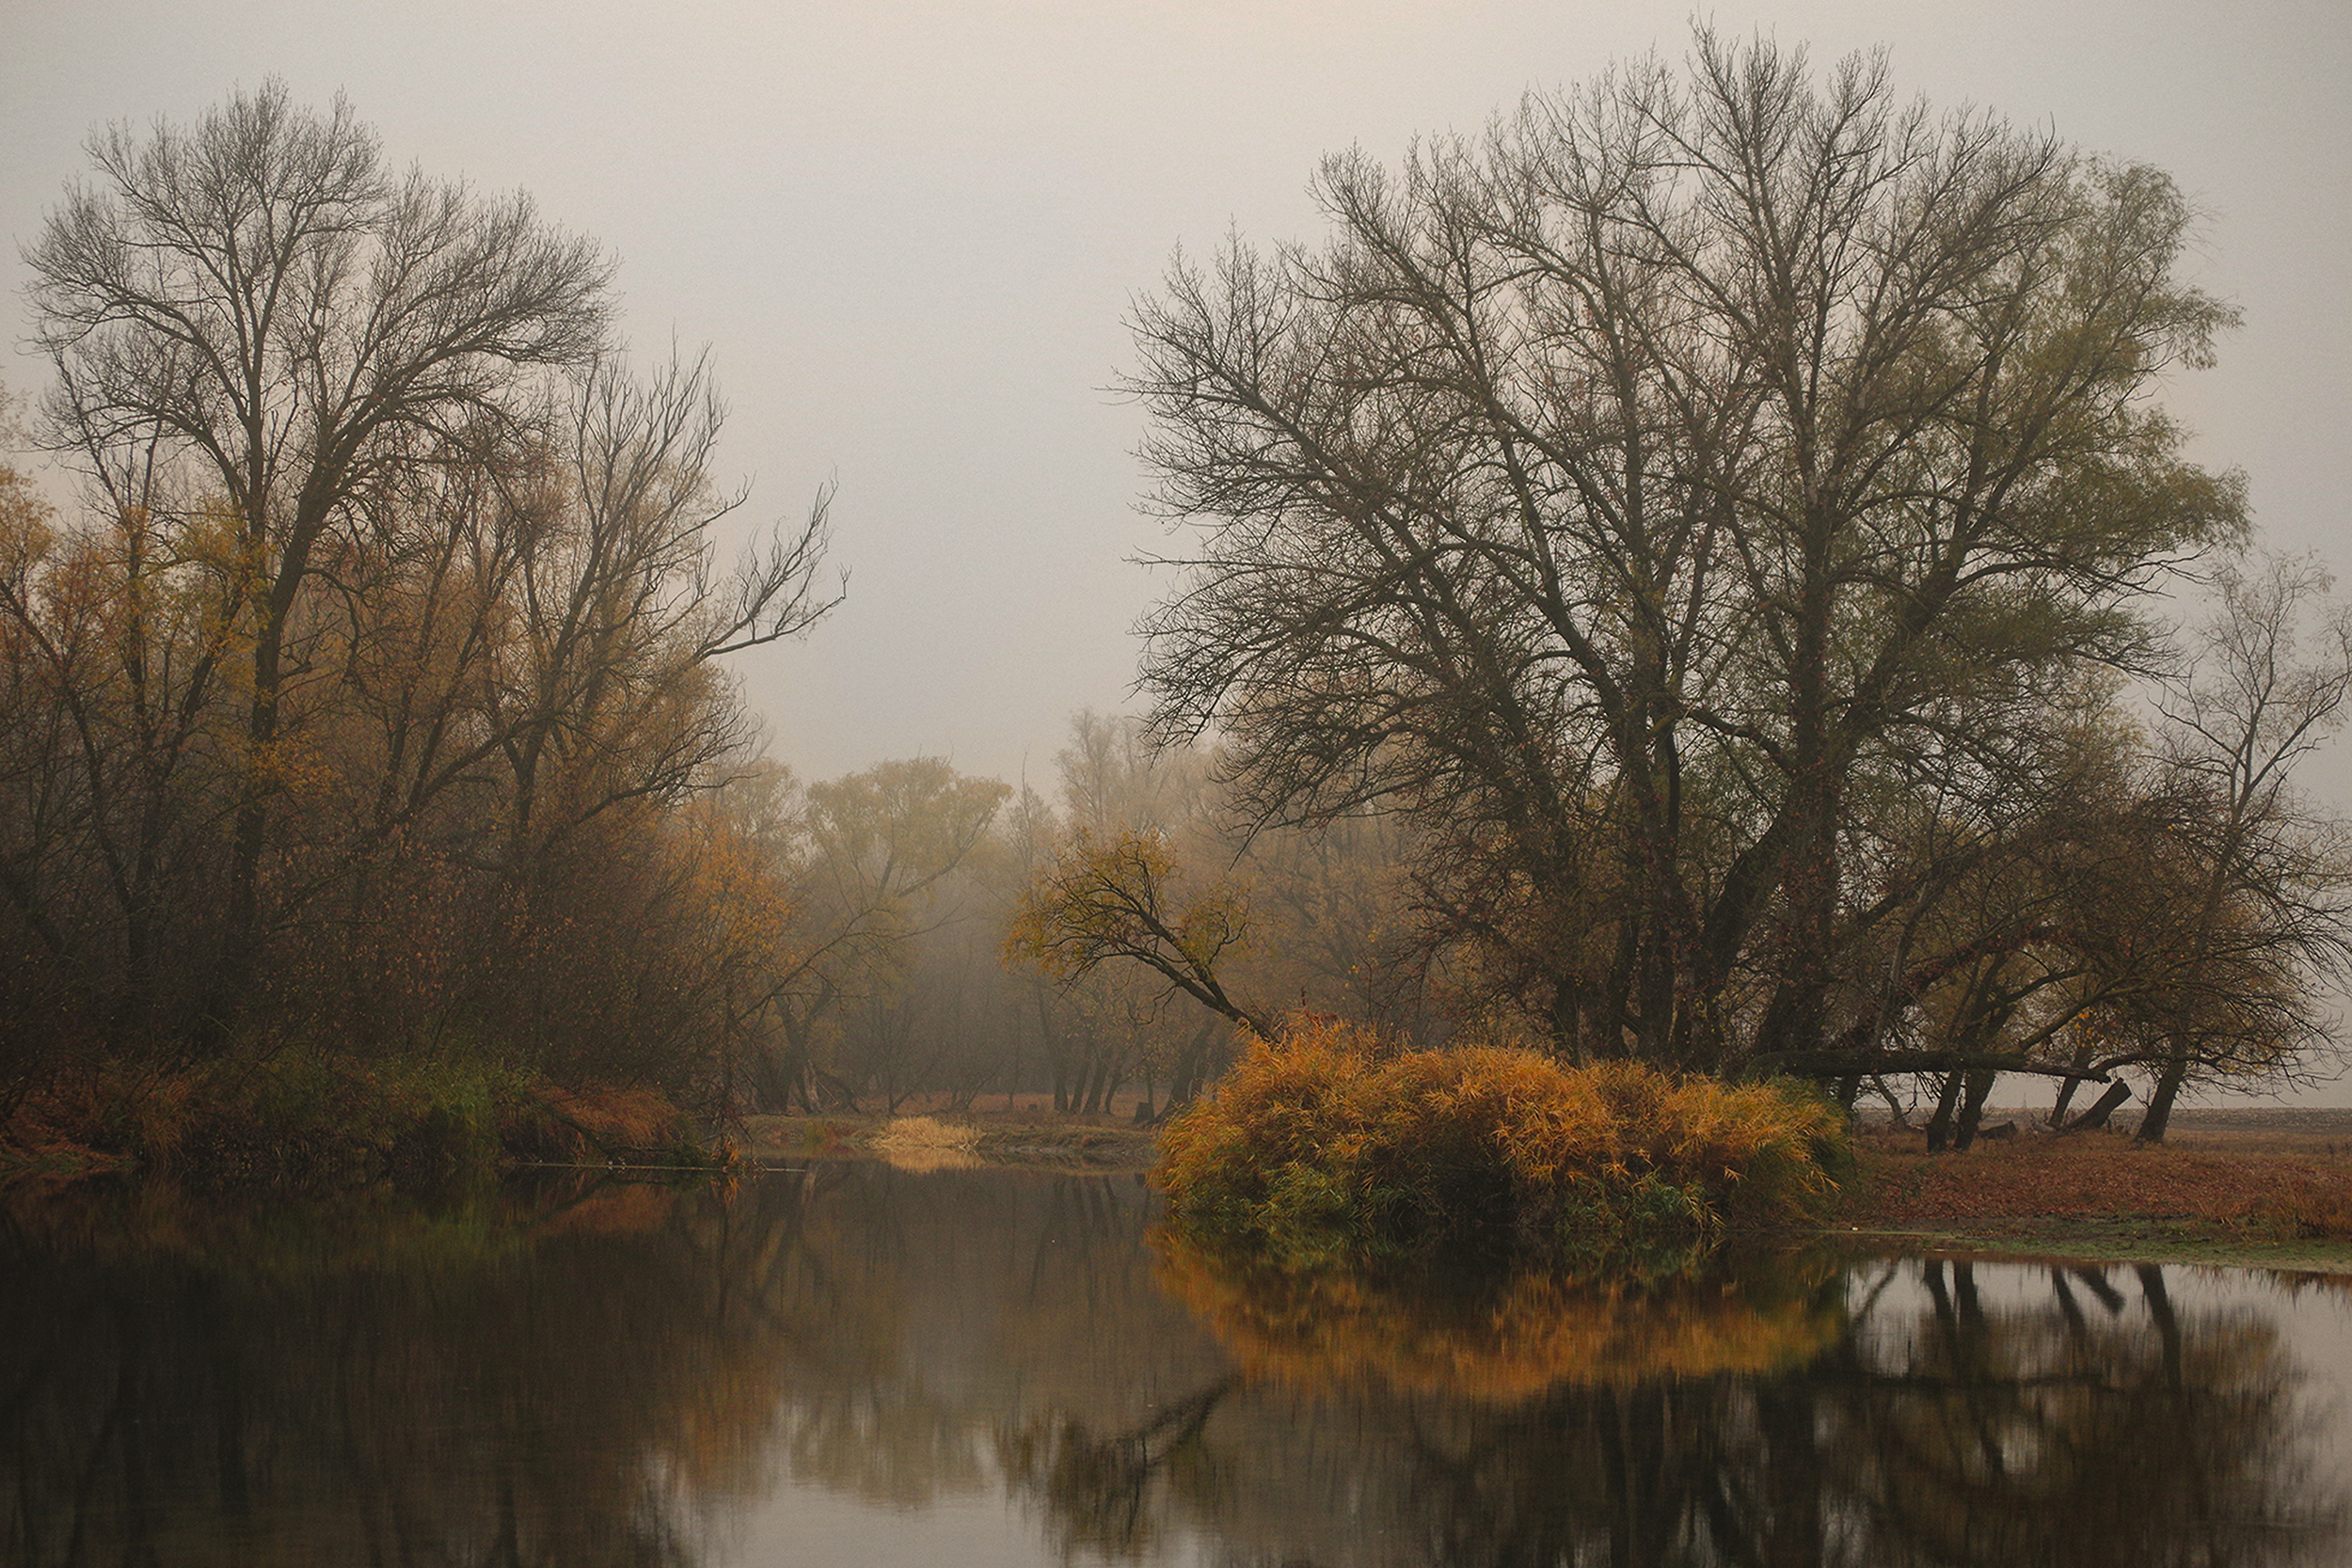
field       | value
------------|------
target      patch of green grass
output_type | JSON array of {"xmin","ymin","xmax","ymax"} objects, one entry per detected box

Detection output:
[{"xmin": 1847, "ymin": 1217, "xmax": 2352, "ymax": 1274}]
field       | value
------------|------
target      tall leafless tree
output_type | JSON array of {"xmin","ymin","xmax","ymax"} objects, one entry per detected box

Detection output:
[
  {"xmin": 25, "ymin": 82, "xmax": 613, "ymax": 1042},
  {"xmin": 1129, "ymin": 30, "xmax": 2245, "ymax": 1072}
]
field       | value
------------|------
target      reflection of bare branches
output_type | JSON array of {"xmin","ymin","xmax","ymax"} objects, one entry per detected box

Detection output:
[
  {"xmin": 1090, "ymin": 1256, "xmax": 2349, "ymax": 1567},
  {"xmin": 2, "ymin": 1196, "xmax": 711, "ymax": 1567},
  {"xmin": 772, "ymin": 1386, "xmax": 992, "ymax": 1511},
  {"xmin": 9, "ymin": 1173, "xmax": 2349, "ymax": 1568},
  {"xmin": 1835, "ymin": 1260, "xmax": 2347, "ymax": 1567},
  {"xmin": 997, "ymin": 1375, "xmax": 1240, "ymax": 1559}
]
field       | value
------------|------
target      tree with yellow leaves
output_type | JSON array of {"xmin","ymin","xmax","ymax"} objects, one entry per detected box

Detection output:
[{"xmin": 1005, "ymin": 826, "xmax": 1271, "ymax": 1041}]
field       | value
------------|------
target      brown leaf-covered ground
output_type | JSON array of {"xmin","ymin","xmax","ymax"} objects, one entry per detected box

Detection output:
[{"xmin": 1838, "ymin": 1109, "xmax": 2352, "ymax": 1268}]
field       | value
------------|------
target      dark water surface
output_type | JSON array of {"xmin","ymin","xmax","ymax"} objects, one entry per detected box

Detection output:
[{"xmin": 5, "ymin": 1162, "xmax": 2349, "ymax": 1566}]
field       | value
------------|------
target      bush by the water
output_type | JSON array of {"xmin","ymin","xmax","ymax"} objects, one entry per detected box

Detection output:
[
  {"xmin": 2, "ymin": 1049, "xmax": 703, "ymax": 1187},
  {"xmin": 1153, "ymin": 1020, "xmax": 1848, "ymax": 1265}
]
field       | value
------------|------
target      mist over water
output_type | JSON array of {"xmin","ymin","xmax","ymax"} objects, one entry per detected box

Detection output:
[{"xmin": 5, "ymin": 1164, "xmax": 2347, "ymax": 1566}]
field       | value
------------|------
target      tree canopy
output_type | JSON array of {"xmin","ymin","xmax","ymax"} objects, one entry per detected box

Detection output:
[
  {"xmin": 1128, "ymin": 29, "xmax": 2265, "ymax": 1081},
  {"xmin": 1, "ymin": 85, "xmax": 836, "ymax": 1111}
]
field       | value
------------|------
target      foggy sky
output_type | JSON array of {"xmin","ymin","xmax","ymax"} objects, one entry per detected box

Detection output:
[{"xmin": 5, "ymin": 0, "xmax": 2347, "ymax": 791}]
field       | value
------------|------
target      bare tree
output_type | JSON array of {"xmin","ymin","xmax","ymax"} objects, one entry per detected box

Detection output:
[
  {"xmin": 1129, "ymin": 30, "xmax": 2243, "ymax": 1073},
  {"xmin": 2121, "ymin": 557, "xmax": 2352, "ymax": 1140},
  {"xmin": 490, "ymin": 350, "xmax": 837, "ymax": 862},
  {"xmin": 25, "ymin": 82, "xmax": 612, "ymax": 1042}
]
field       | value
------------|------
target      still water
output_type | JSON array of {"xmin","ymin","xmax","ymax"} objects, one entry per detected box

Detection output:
[{"xmin": 4, "ymin": 1162, "xmax": 2348, "ymax": 1566}]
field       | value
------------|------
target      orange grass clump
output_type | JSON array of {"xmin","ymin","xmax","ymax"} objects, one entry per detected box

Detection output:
[
  {"xmin": 1153, "ymin": 1018, "xmax": 1847, "ymax": 1264},
  {"xmin": 518, "ymin": 1082, "xmax": 696, "ymax": 1159},
  {"xmin": 871, "ymin": 1115, "xmax": 985, "ymax": 1172}
]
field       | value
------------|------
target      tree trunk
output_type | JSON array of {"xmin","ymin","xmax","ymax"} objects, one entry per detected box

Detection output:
[
  {"xmin": 2050, "ymin": 1072, "xmax": 2082, "ymax": 1127},
  {"xmin": 1925, "ymin": 1069, "xmax": 1964, "ymax": 1152},
  {"xmin": 2064, "ymin": 1080, "xmax": 2133, "ymax": 1132},
  {"xmin": 2137, "ymin": 1055, "xmax": 2188, "ymax": 1144},
  {"xmin": 1166, "ymin": 1019, "xmax": 1216, "ymax": 1113},
  {"xmin": 1952, "ymin": 1069, "xmax": 1997, "ymax": 1151}
]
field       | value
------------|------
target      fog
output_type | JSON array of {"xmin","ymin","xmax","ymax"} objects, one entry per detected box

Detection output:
[
  {"xmin": 7, "ymin": 1, "xmax": 2350, "ymax": 1108},
  {"xmin": 5, "ymin": 0, "xmax": 2347, "ymax": 786}
]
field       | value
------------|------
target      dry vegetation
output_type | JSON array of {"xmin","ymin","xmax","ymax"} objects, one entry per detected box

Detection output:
[
  {"xmin": 736, "ymin": 1100, "xmax": 1162, "ymax": 1169},
  {"xmin": 0, "ymin": 1053, "xmax": 713, "ymax": 1188},
  {"xmin": 1840, "ymin": 1112, "xmax": 2352, "ymax": 1254},
  {"xmin": 733, "ymin": 1086, "xmax": 2352, "ymax": 1275},
  {"xmin": 867, "ymin": 1115, "xmax": 985, "ymax": 1172},
  {"xmin": 1153, "ymin": 1018, "xmax": 1848, "ymax": 1266}
]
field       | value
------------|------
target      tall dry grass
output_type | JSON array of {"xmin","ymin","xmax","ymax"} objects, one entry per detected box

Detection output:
[
  {"xmin": 871, "ymin": 1115, "xmax": 984, "ymax": 1172},
  {"xmin": 1153, "ymin": 1018, "xmax": 1848, "ymax": 1265}
]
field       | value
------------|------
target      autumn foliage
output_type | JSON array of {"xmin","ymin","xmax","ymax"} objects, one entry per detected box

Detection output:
[
  {"xmin": 1152, "ymin": 1235, "xmax": 1844, "ymax": 1397},
  {"xmin": 1152, "ymin": 1016, "xmax": 1848, "ymax": 1265},
  {"xmin": 0, "ymin": 1050, "xmax": 705, "ymax": 1187},
  {"xmin": 0, "ymin": 88, "xmax": 841, "ymax": 1175}
]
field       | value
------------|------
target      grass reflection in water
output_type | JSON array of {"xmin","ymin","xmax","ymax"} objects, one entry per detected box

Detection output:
[
  {"xmin": 7, "ymin": 1165, "xmax": 2350, "ymax": 1568},
  {"xmin": 1152, "ymin": 1232, "xmax": 1847, "ymax": 1399}
]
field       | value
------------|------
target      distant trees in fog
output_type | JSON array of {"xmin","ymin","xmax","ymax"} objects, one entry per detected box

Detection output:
[
  {"xmin": 0, "ymin": 84, "xmax": 834, "ymax": 1119},
  {"xmin": 752, "ymin": 713, "xmax": 1437, "ymax": 1120},
  {"xmin": 8, "ymin": 52, "xmax": 2351, "ymax": 1146}
]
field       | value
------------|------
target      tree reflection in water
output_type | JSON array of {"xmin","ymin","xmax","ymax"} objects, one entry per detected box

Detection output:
[
  {"xmin": 1822, "ymin": 1258, "xmax": 2342, "ymax": 1567},
  {"xmin": 1031, "ymin": 1245, "xmax": 2349, "ymax": 1567},
  {"xmin": 2, "ymin": 1167, "xmax": 2345, "ymax": 1567},
  {"xmin": 0, "ymin": 1175, "xmax": 796, "ymax": 1567}
]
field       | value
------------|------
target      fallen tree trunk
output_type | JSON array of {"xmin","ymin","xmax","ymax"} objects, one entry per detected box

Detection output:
[
  {"xmin": 1741, "ymin": 1050, "xmax": 2114, "ymax": 1085},
  {"xmin": 2060, "ymin": 1080, "xmax": 2135, "ymax": 1132}
]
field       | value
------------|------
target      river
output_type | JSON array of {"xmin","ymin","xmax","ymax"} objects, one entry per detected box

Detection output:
[{"xmin": 4, "ymin": 1162, "xmax": 2347, "ymax": 1565}]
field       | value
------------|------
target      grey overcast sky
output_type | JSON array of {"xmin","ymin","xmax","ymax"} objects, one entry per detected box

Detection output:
[{"xmin": 5, "ymin": 0, "xmax": 2348, "ymax": 791}]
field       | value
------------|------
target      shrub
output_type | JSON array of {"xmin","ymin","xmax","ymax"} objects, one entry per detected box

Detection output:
[
  {"xmin": 1153, "ymin": 1017, "xmax": 1846, "ymax": 1265},
  {"xmin": 4, "ymin": 1046, "xmax": 702, "ymax": 1189}
]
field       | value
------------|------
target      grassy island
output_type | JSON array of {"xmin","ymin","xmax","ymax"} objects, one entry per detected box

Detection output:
[{"xmin": 1152, "ymin": 1018, "xmax": 1849, "ymax": 1268}]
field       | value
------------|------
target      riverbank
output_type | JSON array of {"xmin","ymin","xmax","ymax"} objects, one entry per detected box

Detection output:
[
  {"xmin": 1836, "ymin": 1111, "xmax": 2352, "ymax": 1271},
  {"xmin": 0, "ymin": 1053, "xmax": 722, "ymax": 1189},
  {"xmin": 24, "ymin": 1078, "xmax": 2352, "ymax": 1275},
  {"xmin": 736, "ymin": 1108, "xmax": 1161, "ymax": 1171},
  {"xmin": 742, "ymin": 1103, "xmax": 2352, "ymax": 1274}
]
